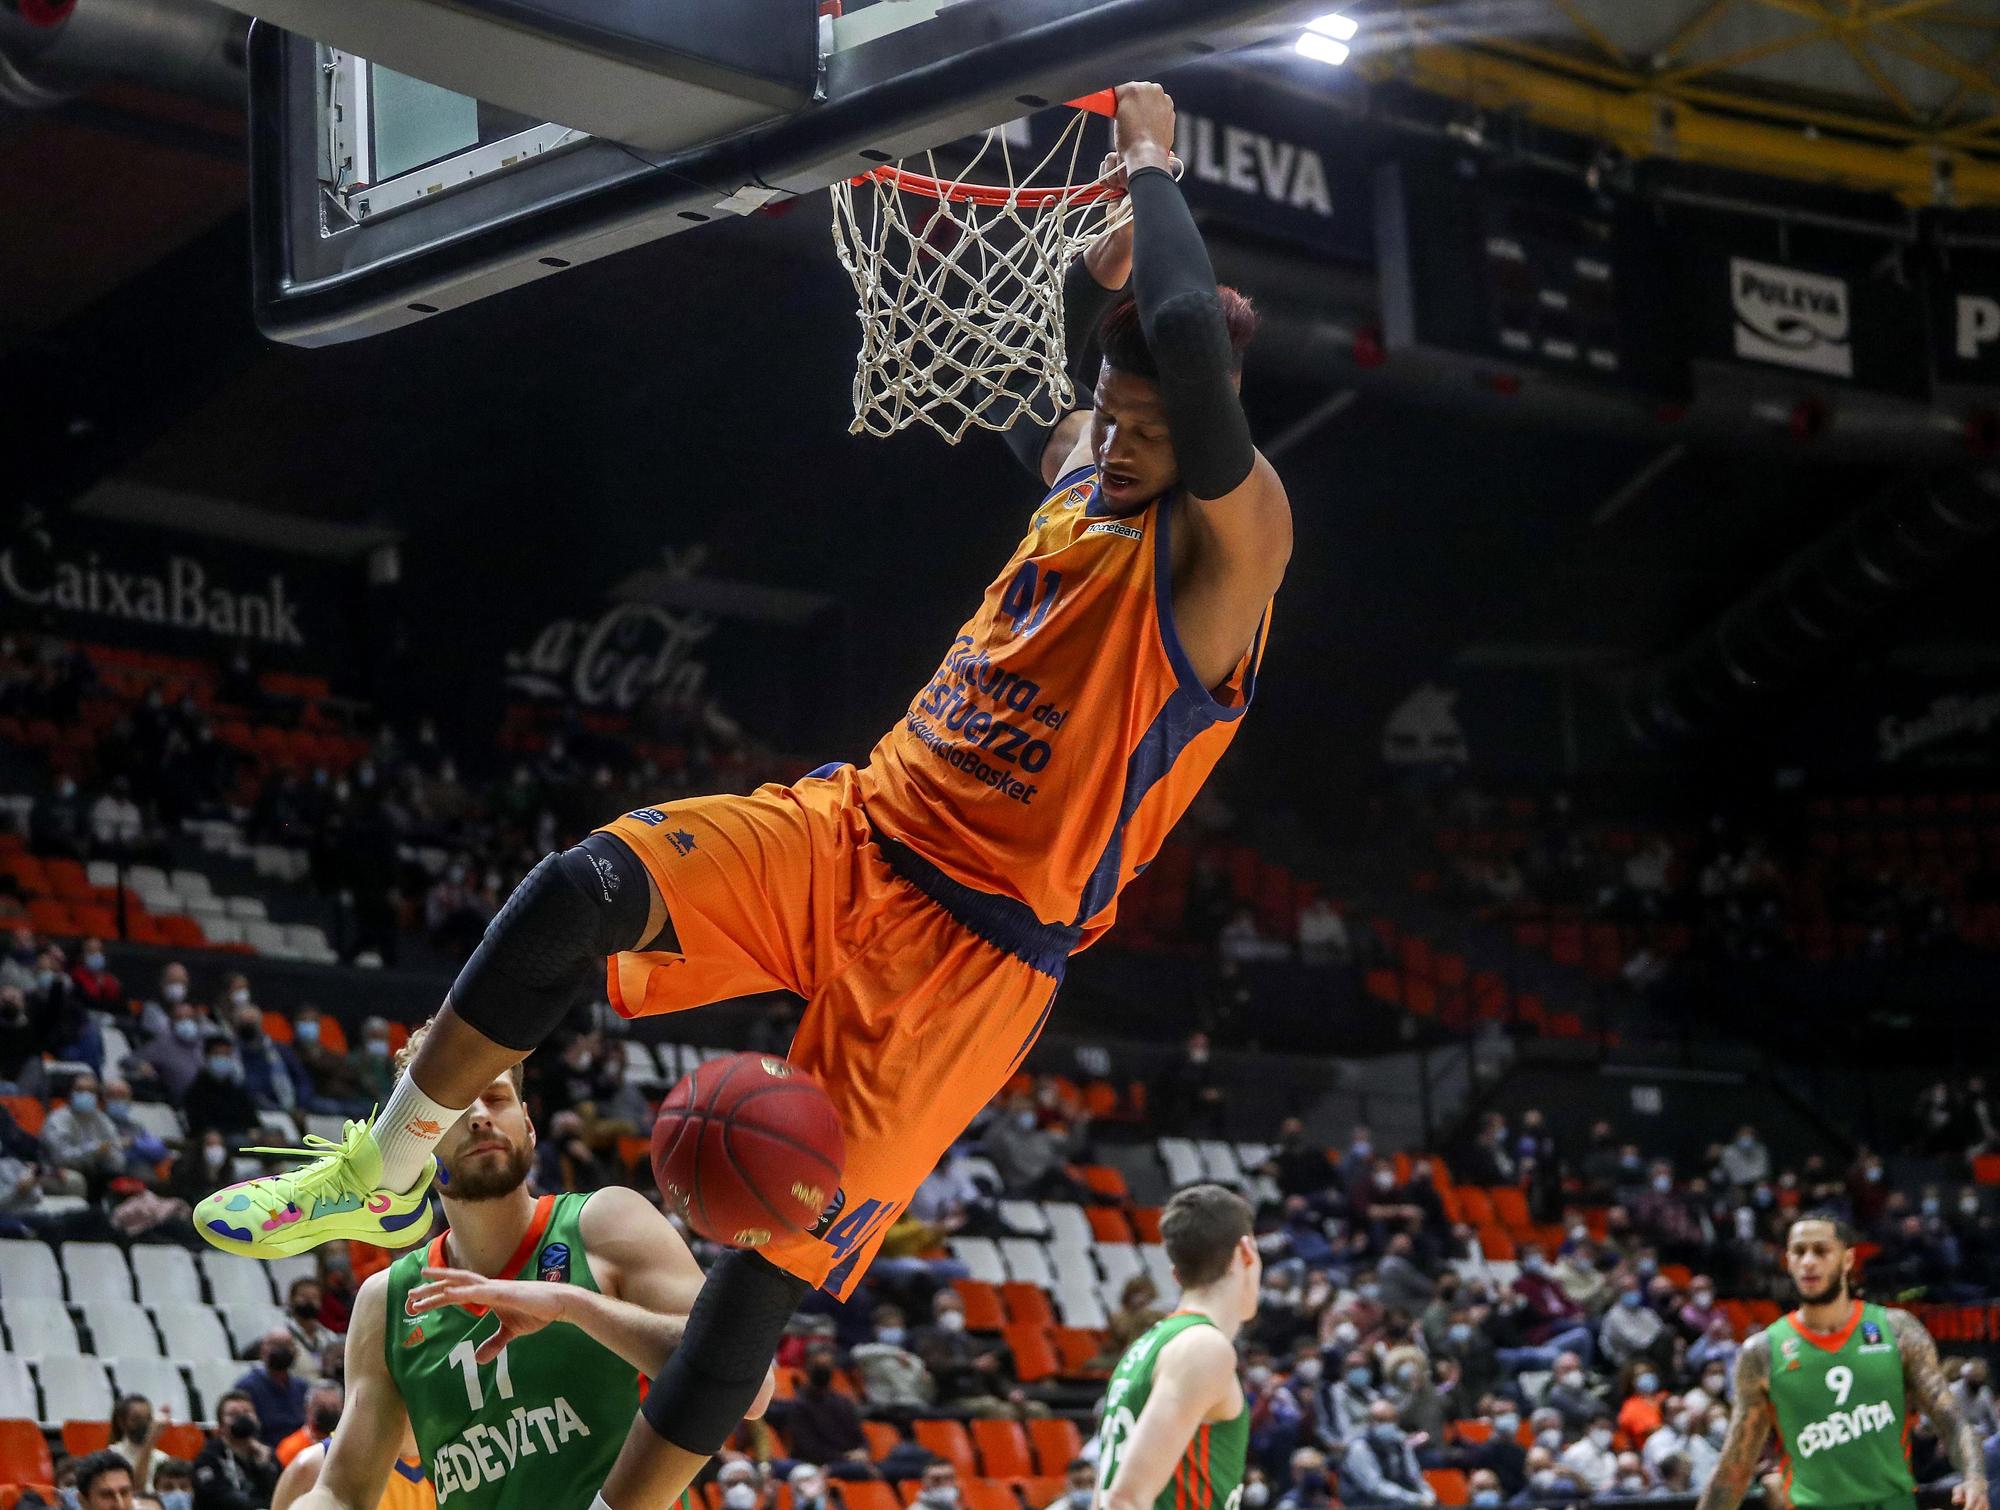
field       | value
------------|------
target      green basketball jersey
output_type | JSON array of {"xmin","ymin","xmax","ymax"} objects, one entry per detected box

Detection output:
[
  {"xmin": 1094, "ymin": 1313, "xmax": 1248, "ymax": 1510},
  {"xmin": 386, "ymin": 1193, "xmax": 683, "ymax": 1510},
  {"xmin": 1765, "ymin": 1301, "xmax": 1916, "ymax": 1509}
]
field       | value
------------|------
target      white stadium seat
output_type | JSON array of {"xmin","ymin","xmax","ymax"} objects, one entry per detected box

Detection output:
[
  {"xmin": 1196, "ymin": 1140, "xmax": 1243, "ymax": 1185},
  {"xmin": 86, "ymin": 860, "xmax": 120, "ymax": 888},
  {"xmin": 108, "ymin": 1357, "xmax": 192, "ymax": 1421},
  {"xmin": 188, "ymin": 1359, "xmax": 250, "ymax": 1423},
  {"xmin": 998, "ymin": 1237, "xmax": 1054, "ymax": 1288},
  {"xmin": 257, "ymin": 1110, "xmax": 301, "ymax": 1143},
  {"xmin": 0, "ymin": 1355, "xmax": 37, "ymax": 1419},
  {"xmin": 133, "ymin": 1245, "xmax": 203, "ymax": 1307},
  {"xmin": 62, "ymin": 1241, "xmax": 135, "ymax": 1303},
  {"xmin": 244, "ymin": 921, "xmax": 291, "ymax": 954},
  {"xmin": 201, "ymin": 1251, "xmax": 276, "ymax": 1308},
  {"xmin": 82, "ymin": 1301, "xmax": 160, "ymax": 1357},
  {"xmin": 998, "ymin": 1200, "xmax": 1049, "ymax": 1237},
  {"xmin": 1042, "ymin": 1203, "xmax": 1093, "ymax": 1255},
  {"xmin": 127, "ymin": 1102, "xmax": 185, "ymax": 1143},
  {"xmin": 1053, "ymin": 1282, "xmax": 1108, "ymax": 1330},
  {"xmin": 201, "ymin": 918, "xmax": 245, "ymax": 945},
  {"xmin": 154, "ymin": 1304, "xmax": 233, "ymax": 1363},
  {"xmin": 305, "ymin": 1113, "xmax": 347, "ymax": 1142},
  {"xmin": 34, "ymin": 1356, "xmax": 112, "ymax": 1425},
  {"xmin": 1047, "ymin": 1244, "xmax": 1097, "ymax": 1291},
  {"xmin": 621, "ymin": 1040, "xmax": 662, "ymax": 1082},
  {"xmin": 100, "ymin": 1022, "xmax": 134, "ymax": 1072},
  {"xmin": 170, "ymin": 869, "xmax": 215, "ymax": 899},
  {"xmin": 957, "ymin": 1155, "xmax": 1002, "ymax": 1195},
  {"xmin": 226, "ymin": 896, "xmax": 270, "ymax": 920},
  {"xmin": 2, "ymin": 1298, "xmax": 79, "ymax": 1355},
  {"xmin": 185, "ymin": 894, "xmax": 229, "ymax": 919},
  {"xmin": 0, "ymin": 1239, "xmax": 63, "ymax": 1299},
  {"xmin": 1157, "ymin": 1137, "xmax": 1204, "ymax": 1189},
  {"xmin": 217, "ymin": 1303, "xmax": 287, "ymax": 1357},
  {"xmin": 126, "ymin": 865, "xmax": 170, "ymax": 895},
  {"xmin": 946, "ymin": 1237, "xmax": 1006, "ymax": 1285},
  {"xmin": 1140, "ymin": 1244, "xmax": 1178, "ymax": 1301},
  {"xmin": 269, "ymin": 1255, "xmax": 320, "ymax": 1298},
  {"xmin": 1096, "ymin": 1242, "xmax": 1142, "ymax": 1295}
]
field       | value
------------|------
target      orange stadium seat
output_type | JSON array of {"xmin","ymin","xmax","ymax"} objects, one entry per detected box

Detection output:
[
  {"xmin": 971, "ymin": 1420, "xmax": 1033, "ymax": 1479},
  {"xmin": 1130, "ymin": 1207, "xmax": 1162, "ymax": 1244},
  {"xmin": 836, "ymin": 1485, "xmax": 898, "ymax": 1510},
  {"xmin": 0, "ymin": 1420, "xmax": 54, "ymax": 1485},
  {"xmin": 1477, "ymin": 1227, "xmax": 1516, "ymax": 1260},
  {"xmin": 1975, "ymin": 1155, "xmax": 2000, "ymax": 1186},
  {"xmin": 863, "ymin": 1422, "xmax": 903, "ymax": 1460},
  {"xmin": 1003, "ymin": 1326, "xmax": 1058, "ymax": 1384},
  {"xmin": 1075, "ymin": 1165, "xmax": 1127, "ymax": 1200},
  {"xmin": 963, "ymin": 1482, "xmax": 1016, "ymax": 1510},
  {"xmin": 1456, "ymin": 1189, "xmax": 1494, "ymax": 1226},
  {"xmin": 25, "ymin": 898, "xmax": 73, "ymax": 934},
  {"xmin": 1085, "ymin": 1207, "xmax": 1133, "ymax": 1244},
  {"xmin": 263, "ymin": 1010, "xmax": 294, "ymax": 1043},
  {"xmin": 914, "ymin": 1421, "xmax": 977, "ymax": 1479},
  {"xmin": 1000, "ymin": 1283, "xmax": 1053, "ymax": 1330},
  {"xmin": 954, "ymin": 1280, "xmax": 1005, "ymax": 1332},
  {"xmin": 319, "ymin": 1016, "xmax": 350, "ymax": 1054},
  {"xmin": 2, "ymin": 1096, "xmax": 45, "ymax": 1137},
  {"xmin": 1017, "ymin": 1479, "xmax": 1064, "ymax": 1510},
  {"xmin": 61, "ymin": 1421, "xmax": 112, "ymax": 1456},
  {"xmin": 1425, "ymin": 1470, "xmax": 1469, "ymax": 1508},
  {"xmin": 1028, "ymin": 1419, "xmax": 1083, "ymax": 1477},
  {"xmin": 1451, "ymin": 1419, "xmax": 1492, "ymax": 1445},
  {"xmin": 158, "ymin": 916, "xmax": 208, "ymax": 949},
  {"xmin": 1489, "ymin": 1188, "xmax": 1530, "ymax": 1229},
  {"xmin": 1051, "ymin": 1328, "xmax": 1107, "ymax": 1377}
]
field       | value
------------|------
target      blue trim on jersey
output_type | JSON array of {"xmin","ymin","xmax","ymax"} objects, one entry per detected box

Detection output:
[
  {"xmin": 1067, "ymin": 501, "xmax": 1266, "ymax": 929},
  {"xmin": 801, "ymin": 761, "xmax": 848, "ymax": 782},
  {"xmin": 391, "ymin": 1458, "xmax": 427, "ymax": 1485},
  {"xmin": 1045, "ymin": 462, "xmax": 1097, "ymax": 507},
  {"xmin": 871, "ymin": 827, "xmax": 1080, "ymax": 979}
]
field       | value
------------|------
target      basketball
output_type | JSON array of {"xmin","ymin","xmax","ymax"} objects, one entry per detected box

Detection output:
[{"xmin": 650, "ymin": 1053, "xmax": 846, "ymax": 1248}]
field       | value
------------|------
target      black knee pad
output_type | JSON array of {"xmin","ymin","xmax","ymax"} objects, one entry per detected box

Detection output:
[
  {"xmin": 641, "ymin": 1249, "xmax": 809, "ymax": 1454},
  {"xmin": 448, "ymin": 832, "xmax": 654, "ymax": 1052}
]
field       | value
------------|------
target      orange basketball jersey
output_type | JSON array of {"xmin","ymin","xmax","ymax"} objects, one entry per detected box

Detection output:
[{"xmin": 859, "ymin": 464, "xmax": 1267, "ymax": 948}]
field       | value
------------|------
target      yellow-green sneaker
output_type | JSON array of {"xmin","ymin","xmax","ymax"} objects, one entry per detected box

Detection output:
[{"xmin": 193, "ymin": 1118, "xmax": 435, "ymax": 1258}]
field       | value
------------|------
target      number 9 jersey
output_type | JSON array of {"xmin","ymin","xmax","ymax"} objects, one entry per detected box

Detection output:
[
  {"xmin": 858, "ymin": 465, "xmax": 1268, "ymax": 948},
  {"xmin": 1764, "ymin": 1300, "xmax": 1917, "ymax": 1509}
]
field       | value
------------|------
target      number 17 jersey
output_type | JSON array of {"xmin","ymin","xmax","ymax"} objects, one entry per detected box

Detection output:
[{"xmin": 858, "ymin": 468, "xmax": 1269, "ymax": 947}]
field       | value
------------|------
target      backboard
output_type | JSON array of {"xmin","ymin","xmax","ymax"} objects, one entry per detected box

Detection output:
[{"xmin": 244, "ymin": 0, "xmax": 1317, "ymax": 345}]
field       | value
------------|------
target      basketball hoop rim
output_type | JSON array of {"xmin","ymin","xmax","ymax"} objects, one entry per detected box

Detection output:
[{"xmin": 851, "ymin": 163, "xmax": 1123, "ymax": 210}]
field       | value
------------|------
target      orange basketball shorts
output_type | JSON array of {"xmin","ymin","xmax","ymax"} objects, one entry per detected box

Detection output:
[{"xmin": 596, "ymin": 763, "xmax": 1072, "ymax": 1298}]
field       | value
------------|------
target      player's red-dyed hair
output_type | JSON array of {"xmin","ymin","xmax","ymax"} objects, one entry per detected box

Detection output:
[{"xmin": 1097, "ymin": 287, "xmax": 1259, "ymax": 381}]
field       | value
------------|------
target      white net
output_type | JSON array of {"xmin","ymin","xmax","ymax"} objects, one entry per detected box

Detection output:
[{"xmin": 831, "ymin": 108, "xmax": 1130, "ymax": 443}]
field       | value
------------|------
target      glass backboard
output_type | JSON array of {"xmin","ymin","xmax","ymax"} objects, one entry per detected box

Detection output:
[{"xmin": 248, "ymin": 0, "xmax": 1316, "ymax": 345}]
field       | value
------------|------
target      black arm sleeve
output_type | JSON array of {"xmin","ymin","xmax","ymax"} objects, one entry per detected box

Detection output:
[
  {"xmin": 1125, "ymin": 165, "xmax": 1257, "ymax": 501},
  {"xmin": 1000, "ymin": 253, "xmax": 1126, "ymax": 478}
]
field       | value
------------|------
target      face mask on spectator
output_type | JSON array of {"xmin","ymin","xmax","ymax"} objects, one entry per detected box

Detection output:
[
  {"xmin": 1358, "ymin": 1282, "xmax": 1381, "ymax": 1302},
  {"xmin": 922, "ymin": 1489, "xmax": 958, "ymax": 1508},
  {"xmin": 1520, "ymin": 1256, "xmax": 1546, "ymax": 1276},
  {"xmin": 1538, "ymin": 1429, "xmax": 1562, "ymax": 1450},
  {"xmin": 70, "ymin": 1090, "xmax": 97, "ymax": 1115},
  {"xmin": 365, "ymin": 1037, "xmax": 391, "ymax": 1057},
  {"xmin": 1590, "ymin": 1427, "xmax": 1614, "ymax": 1450},
  {"xmin": 83, "ymin": 951, "xmax": 105, "ymax": 973},
  {"xmin": 806, "ymin": 1364, "xmax": 833, "ymax": 1389},
  {"xmin": 1531, "ymin": 1471, "xmax": 1557, "ymax": 1490},
  {"xmin": 939, "ymin": 1309, "xmax": 965, "ymax": 1333},
  {"xmin": 1702, "ymin": 1371, "xmax": 1726, "ymax": 1394},
  {"xmin": 1558, "ymin": 1369, "xmax": 1584, "ymax": 1389},
  {"xmin": 1961, "ymin": 1195, "xmax": 1982, "ymax": 1217},
  {"xmin": 1393, "ymin": 1364, "xmax": 1416, "ymax": 1387},
  {"xmin": 296, "ymin": 1019, "xmax": 321, "ymax": 1044},
  {"xmin": 724, "ymin": 1487, "xmax": 759, "ymax": 1510},
  {"xmin": 1635, "ymin": 1258, "xmax": 1658, "ymax": 1277},
  {"xmin": 227, "ymin": 1413, "xmax": 259, "ymax": 1442},
  {"xmin": 1492, "ymin": 1414, "xmax": 1519, "ymax": 1438},
  {"xmin": 1619, "ymin": 1476, "xmax": 1646, "ymax": 1493},
  {"xmin": 1472, "ymin": 1493, "xmax": 1502, "ymax": 1507},
  {"xmin": 1449, "ymin": 1323, "xmax": 1473, "ymax": 1346},
  {"xmin": 1373, "ymin": 1170, "xmax": 1394, "ymax": 1191},
  {"xmin": 1013, "ymin": 1110, "xmax": 1036, "ymax": 1131},
  {"xmin": 1247, "ymin": 1366, "xmax": 1272, "ymax": 1389},
  {"xmin": 107, "ymin": 1095, "xmax": 131, "ymax": 1121},
  {"xmin": 160, "ymin": 1493, "xmax": 191, "ymax": 1510},
  {"xmin": 267, "ymin": 1345, "xmax": 296, "ymax": 1371},
  {"xmin": 1242, "ymin": 1485, "xmax": 1269, "ymax": 1509},
  {"xmin": 1636, "ymin": 1373, "xmax": 1659, "ymax": 1394},
  {"xmin": 1373, "ymin": 1425, "xmax": 1403, "ymax": 1449},
  {"xmin": 1332, "ymin": 1322, "xmax": 1359, "ymax": 1347},
  {"xmin": 1706, "ymin": 1416, "xmax": 1727, "ymax": 1443},
  {"xmin": 207, "ymin": 1054, "xmax": 242, "ymax": 1082},
  {"xmin": 312, "ymin": 1406, "xmax": 341, "ymax": 1434},
  {"xmin": 1346, "ymin": 1367, "xmax": 1372, "ymax": 1390},
  {"xmin": 1651, "ymin": 1174, "xmax": 1672, "ymax": 1193},
  {"xmin": 1691, "ymin": 1288, "xmax": 1713, "ymax": 1307},
  {"xmin": 203, "ymin": 1143, "xmax": 228, "ymax": 1172},
  {"xmin": 1866, "ymin": 1166, "xmax": 1883, "ymax": 1183},
  {"xmin": 173, "ymin": 1017, "xmax": 201, "ymax": 1043},
  {"xmin": 1294, "ymin": 1359, "xmax": 1322, "ymax": 1384},
  {"xmin": 876, "ymin": 1326, "xmax": 905, "ymax": 1347},
  {"xmin": 295, "ymin": 1299, "xmax": 321, "ymax": 1322},
  {"xmin": 1620, "ymin": 1291, "xmax": 1644, "ymax": 1310},
  {"xmin": 1066, "ymin": 1492, "xmax": 1091, "ymax": 1510},
  {"xmin": 162, "ymin": 982, "xmax": 186, "ymax": 1005}
]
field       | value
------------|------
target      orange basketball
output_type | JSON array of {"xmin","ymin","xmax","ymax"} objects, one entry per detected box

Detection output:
[{"xmin": 650, "ymin": 1052, "xmax": 845, "ymax": 1248}]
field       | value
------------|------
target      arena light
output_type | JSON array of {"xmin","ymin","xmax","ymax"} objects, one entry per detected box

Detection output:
[
  {"xmin": 1306, "ymin": 12, "xmax": 1358, "ymax": 40},
  {"xmin": 1295, "ymin": 29, "xmax": 1350, "ymax": 65}
]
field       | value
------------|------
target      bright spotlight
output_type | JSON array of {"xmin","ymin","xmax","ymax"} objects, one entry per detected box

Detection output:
[
  {"xmin": 1306, "ymin": 11, "xmax": 1358, "ymax": 40},
  {"xmin": 1295, "ymin": 30, "xmax": 1350, "ymax": 65}
]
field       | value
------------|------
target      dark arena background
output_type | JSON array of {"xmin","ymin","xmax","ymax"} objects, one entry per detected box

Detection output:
[{"xmin": 7, "ymin": 3, "xmax": 2000, "ymax": 1510}]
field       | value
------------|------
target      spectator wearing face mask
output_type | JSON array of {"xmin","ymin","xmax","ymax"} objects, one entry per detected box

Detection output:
[
  {"xmin": 851, "ymin": 1305, "xmax": 935, "ymax": 1416},
  {"xmin": 1504, "ymin": 1448, "xmax": 1584, "ymax": 1504},
  {"xmin": 167, "ymin": 1132, "xmax": 233, "ymax": 1208},
  {"xmin": 1337, "ymin": 1405, "xmax": 1433, "ymax": 1508},
  {"xmin": 912, "ymin": 1289, "xmax": 1048, "ymax": 1421},
  {"xmin": 139, "ymin": 964, "xmax": 194, "ymax": 1039},
  {"xmin": 1655, "ymin": 1452, "xmax": 1694, "ymax": 1498},
  {"xmin": 1599, "ymin": 1277, "xmax": 1669, "ymax": 1371},
  {"xmin": 1509, "ymin": 1249, "xmax": 1593, "ymax": 1363},
  {"xmin": 1248, "ymin": 1357, "xmax": 1306, "ymax": 1468},
  {"xmin": 1454, "ymin": 1404, "xmax": 1524, "ymax": 1495},
  {"xmin": 1543, "ymin": 1357, "xmax": 1606, "ymax": 1434},
  {"xmin": 284, "ymin": 1279, "xmax": 337, "ymax": 1373},
  {"xmin": 227, "ymin": 997, "xmax": 304, "ymax": 1114},
  {"xmin": 1272, "ymin": 1447, "xmax": 1332, "ymax": 1510},
  {"xmin": 979, "ymin": 1093, "xmax": 1095, "ymax": 1203},
  {"xmin": 1675, "ymin": 1276, "xmax": 1721, "ymax": 1338},
  {"xmin": 1687, "ymin": 1319, "xmax": 1738, "ymax": 1385},
  {"xmin": 1553, "ymin": 1243, "xmax": 1612, "ymax": 1315},
  {"xmin": 43, "ymin": 1073, "xmax": 127, "ymax": 1188},
  {"xmin": 1152, "ymin": 1032, "xmax": 1227, "ymax": 1137},
  {"xmin": 1381, "ymin": 1345, "xmax": 1445, "ymax": 1447},
  {"xmin": 781, "ymin": 1345, "xmax": 877, "ymax": 1478},
  {"xmin": 153, "ymin": 1459, "xmax": 193, "ymax": 1510},
  {"xmin": 234, "ymin": 1331, "xmax": 308, "ymax": 1448},
  {"xmin": 193, "ymin": 1392, "xmax": 279, "ymax": 1510},
  {"xmin": 1559, "ymin": 1420, "xmax": 1619, "ymax": 1493},
  {"xmin": 1315, "ymin": 1349, "xmax": 1381, "ymax": 1452},
  {"xmin": 186, "ymin": 1039, "xmax": 260, "ymax": 1139},
  {"xmin": 142, "ymin": 1001, "xmax": 209, "ymax": 1100},
  {"xmin": 1615, "ymin": 1364, "xmax": 1667, "ymax": 1446},
  {"xmin": 69, "ymin": 938, "xmax": 123, "ymax": 1010},
  {"xmin": 1599, "ymin": 1452, "xmax": 1652, "ymax": 1500},
  {"xmin": 287, "ymin": 1009, "xmax": 369, "ymax": 1117},
  {"xmin": 1376, "ymin": 1235, "xmax": 1434, "ymax": 1313},
  {"xmin": 109, "ymin": 1395, "xmax": 167, "ymax": 1492},
  {"xmin": 716, "ymin": 1460, "xmax": 774, "ymax": 1510},
  {"xmin": 1041, "ymin": 1459, "xmax": 1096, "ymax": 1510},
  {"xmin": 274, "ymin": 1383, "xmax": 342, "ymax": 1467},
  {"xmin": 912, "ymin": 1462, "xmax": 960, "ymax": 1510},
  {"xmin": 788, "ymin": 1466, "xmax": 834, "ymax": 1510},
  {"xmin": 1466, "ymin": 1469, "xmax": 1504, "ymax": 1509},
  {"xmin": 1640, "ymin": 1402, "xmax": 1695, "ymax": 1480},
  {"xmin": 1717, "ymin": 1127, "xmax": 1770, "ymax": 1189},
  {"xmin": 354, "ymin": 1018, "xmax": 398, "ymax": 1104}
]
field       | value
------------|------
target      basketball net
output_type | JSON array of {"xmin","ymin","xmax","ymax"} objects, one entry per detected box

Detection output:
[{"xmin": 831, "ymin": 102, "xmax": 1130, "ymax": 443}]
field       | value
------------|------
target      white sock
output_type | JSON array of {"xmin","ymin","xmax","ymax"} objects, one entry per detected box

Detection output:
[{"xmin": 373, "ymin": 1076, "xmax": 468, "ymax": 1192}]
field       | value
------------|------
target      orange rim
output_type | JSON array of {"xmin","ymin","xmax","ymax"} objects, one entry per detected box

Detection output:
[{"xmin": 853, "ymin": 164, "xmax": 1123, "ymax": 208}]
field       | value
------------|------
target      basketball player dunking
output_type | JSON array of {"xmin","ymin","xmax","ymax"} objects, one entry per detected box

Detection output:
[{"xmin": 195, "ymin": 80, "xmax": 1290, "ymax": 1510}]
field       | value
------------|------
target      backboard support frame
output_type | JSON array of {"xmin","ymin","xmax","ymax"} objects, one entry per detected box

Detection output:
[{"xmin": 250, "ymin": 0, "xmax": 1313, "ymax": 346}]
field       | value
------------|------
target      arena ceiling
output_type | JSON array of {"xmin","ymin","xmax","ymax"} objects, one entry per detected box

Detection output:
[{"xmin": 1363, "ymin": 0, "xmax": 2000, "ymax": 204}]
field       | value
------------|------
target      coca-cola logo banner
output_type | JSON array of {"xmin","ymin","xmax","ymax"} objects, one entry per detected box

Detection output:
[{"xmin": 502, "ymin": 548, "xmax": 714, "ymax": 713}]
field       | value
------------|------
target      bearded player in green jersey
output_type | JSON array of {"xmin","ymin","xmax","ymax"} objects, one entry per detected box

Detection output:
[
  {"xmin": 286, "ymin": 1026, "xmax": 773, "ymax": 1510},
  {"xmin": 1097, "ymin": 1185, "xmax": 1257, "ymax": 1510},
  {"xmin": 1699, "ymin": 1211, "xmax": 1988, "ymax": 1510}
]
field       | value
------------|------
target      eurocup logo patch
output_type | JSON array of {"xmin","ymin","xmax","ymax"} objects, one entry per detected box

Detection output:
[
  {"xmin": 538, "ymin": 1241, "xmax": 571, "ymax": 1283},
  {"xmin": 628, "ymin": 808, "xmax": 668, "ymax": 826}
]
